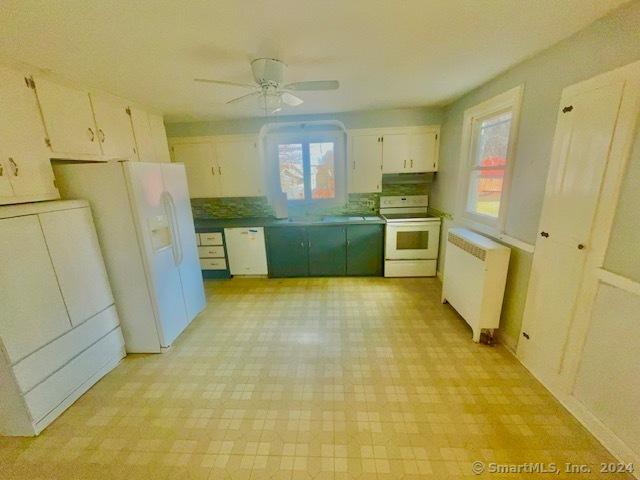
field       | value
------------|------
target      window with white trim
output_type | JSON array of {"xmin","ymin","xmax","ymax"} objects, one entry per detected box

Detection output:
[
  {"xmin": 266, "ymin": 129, "xmax": 346, "ymax": 206},
  {"xmin": 459, "ymin": 86, "xmax": 522, "ymax": 230}
]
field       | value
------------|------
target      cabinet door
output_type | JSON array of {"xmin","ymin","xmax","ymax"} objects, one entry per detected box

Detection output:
[
  {"xmin": 148, "ymin": 113, "xmax": 172, "ymax": 163},
  {"xmin": 382, "ymin": 133, "xmax": 410, "ymax": 173},
  {"xmin": 0, "ymin": 67, "xmax": 58, "ymax": 200},
  {"xmin": 0, "ymin": 216, "xmax": 71, "ymax": 362},
  {"xmin": 130, "ymin": 108, "xmax": 155, "ymax": 162},
  {"xmin": 308, "ymin": 226, "xmax": 346, "ymax": 276},
  {"xmin": 171, "ymin": 142, "xmax": 220, "ymax": 197},
  {"xmin": 408, "ymin": 131, "xmax": 438, "ymax": 172},
  {"xmin": 34, "ymin": 76, "xmax": 101, "ymax": 156},
  {"xmin": 266, "ymin": 227, "xmax": 308, "ymax": 277},
  {"xmin": 349, "ymin": 134, "xmax": 382, "ymax": 193},
  {"xmin": 39, "ymin": 207, "xmax": 114, "ymax": 326},
  {"xmin": 216, "ymin": 139, "xmax": 263, "ymax": 197},
  {"xmin": 346, "ymin": 225, "xmax": 383, "ymax": 276},
  {"xmin": 90, "ymin": 93, "xmax": 137, "ymax": 160}
]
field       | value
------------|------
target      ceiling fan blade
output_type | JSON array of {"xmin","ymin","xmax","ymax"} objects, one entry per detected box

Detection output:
[
  {"xmin": 226, "ymin": 91, "xmax": 261, "ymax": 104},
  {"xmin": 281, "ymin": 92, "xmax": 304, "ymax": 106},
  {"xmin": 283, "ymin": 80, "xmax": 339, "ymax": 91},
  {"xmin": 194, "ymin": 78, "xmax": 256, "ymax": 88}
]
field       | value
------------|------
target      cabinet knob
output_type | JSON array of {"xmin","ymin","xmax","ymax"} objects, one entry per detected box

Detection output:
[
  {"xmin": 98, "ymin": 129, "xmax": 106, "ymax": 143},
  {"xmin": 540, "ymin": 231, "xmax": 549, "ymax": 238},
  {"xmin": 577, "ymin": 244, "xmax": 585, "ymax": 250},
  {"xmin": 87, "ymin": 127, "xmax": 95, "ymax": 142}
]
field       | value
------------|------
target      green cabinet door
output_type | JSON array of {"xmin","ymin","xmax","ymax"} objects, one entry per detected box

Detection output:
[
  {"xmin": 346, "ymin": 224, "xmax": 384, "ymax": 276},
  {"xmin": 308, "ymin": 226, "xmax": 347, "ymax": 276},
  {"xmin": 265, "ymin": 227, "xmax": 309, "ymax": 277}
]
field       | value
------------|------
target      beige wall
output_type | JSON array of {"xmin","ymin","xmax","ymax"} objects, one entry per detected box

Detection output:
[{"xmin": 432, "ymin": 1, "xmax": 640, "ymax": 348}]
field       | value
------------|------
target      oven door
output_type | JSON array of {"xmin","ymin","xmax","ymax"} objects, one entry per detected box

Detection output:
[{"xmin": 385, "ymin": 222, "xmax": 440, "ymax": 260}]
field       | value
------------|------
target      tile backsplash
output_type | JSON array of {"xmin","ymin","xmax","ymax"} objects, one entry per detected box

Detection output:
[{"xmin": 191, "ymin": 183, "xmax": 430, "ymax": 219}]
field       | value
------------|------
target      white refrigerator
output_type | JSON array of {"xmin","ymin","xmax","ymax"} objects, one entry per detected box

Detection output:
[{"xmin": 53, "ymin": 161, "xmax": 206, "ymax": 353}]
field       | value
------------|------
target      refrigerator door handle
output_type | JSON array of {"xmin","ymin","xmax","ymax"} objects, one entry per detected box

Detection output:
[
  {"xmin": 161, "ymin": 192, "xmax": 182, "ymax": 266},
  {"xmin": 166, "ymin": 192, "xmax": 184, "ymax": 266}
]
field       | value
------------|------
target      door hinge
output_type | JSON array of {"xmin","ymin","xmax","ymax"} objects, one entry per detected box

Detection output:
[
  {"xmin": 562, "ymin": 105, "xmax": 573, "ymax": 113},
  {"xmin": 24, "ymin": 76, "xmax": 36, "ymax": 89},
  {"xmin": 44, "ymin": 137, "xmax": 52, "ymax": 148},
  {"xmin": 522, "ymin": 332, "xmax": 530, "ymax": 339},
  {"xmin": 125, "ymin": 107, "xmax": 132, "ymax": 116}
]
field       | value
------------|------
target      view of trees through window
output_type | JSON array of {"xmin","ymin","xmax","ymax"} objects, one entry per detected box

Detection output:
[
  {"xmin": 467, "ymin": 111, "xmax": 512, "ymax": 217},
  {"xmin": 278, "ymin": 141, "xmax": 335, "ymax": 201}
]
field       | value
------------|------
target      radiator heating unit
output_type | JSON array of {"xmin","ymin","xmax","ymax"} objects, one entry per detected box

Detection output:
[{"xmin": 441, "ymin": 228, "xmax": 510, "ymax": 342}]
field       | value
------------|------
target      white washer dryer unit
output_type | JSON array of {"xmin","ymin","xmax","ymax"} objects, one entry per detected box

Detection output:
[{"xmin": 380, "ymin": 195, "xmax": 441, "ymax": 277}]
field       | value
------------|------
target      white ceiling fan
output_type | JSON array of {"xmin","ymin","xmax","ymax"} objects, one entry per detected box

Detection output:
[{"xmin": 195, "ymin": 58, "xmax": 339, "ymax": 114}]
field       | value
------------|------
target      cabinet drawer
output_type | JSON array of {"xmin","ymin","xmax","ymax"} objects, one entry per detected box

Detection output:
[
  {"xmin": 199, "ymin": 232, "xmax": 223, "ymax": 245},
  {"xmin": 24, "ymin": 327, "xmax": 124, "ymax": 423},
  {"xmin": 198, "ymin": 246, "xmax": 225, "ymax": 258},
  {"xmin": 13, "ymin": 305, "xmax": 119, "ymax": 394},
  {"xmin": 200, "ymin": 258, "xmax": 227, "ymax": 270}
]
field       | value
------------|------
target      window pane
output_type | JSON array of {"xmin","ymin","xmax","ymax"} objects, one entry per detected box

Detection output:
[
  {"xmin": 467, "ymin": 168, "xmax": 505, "ymax": 218},
  {"xmin": 278, "ymin": 143, "xmax": 304, "ymax": 200},
  {"xmin": 309, "ymin": 142, "xmax": 335, "ymax": 199},
  {"xmin": 474, "ymin": 111, "xmax": 512, "ymax": 168}
]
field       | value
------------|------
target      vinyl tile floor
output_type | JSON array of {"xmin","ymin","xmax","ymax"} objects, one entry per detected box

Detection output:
[{"xmin": 0, "ymin": 277, "xmax": 630, "ymax": 479}]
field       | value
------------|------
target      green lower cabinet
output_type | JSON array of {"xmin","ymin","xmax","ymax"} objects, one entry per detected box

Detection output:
[
  {"xmin": 265, "ymin": 224, "xmax": 383, "ymax": 277},
  {"xmin": 265, "ymin": 227, "xmax": 309, "ymax": 277},
  {"xmin": 346, "ymin": 224, "xmax": 384, "ymax": 276},
  {"xmin": 308, "ymin": 226, "xmax": 347, "ymax": 276}
]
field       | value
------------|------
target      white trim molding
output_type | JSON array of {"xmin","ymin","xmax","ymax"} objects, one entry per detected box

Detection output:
[{"xmin": 596, "ymin": 268, "xmax": 640, "ymax": 296}]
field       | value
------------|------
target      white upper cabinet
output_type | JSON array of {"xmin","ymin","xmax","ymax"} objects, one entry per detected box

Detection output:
[
  {"xmin": 34, "ymin": 76, "xmax": 102, "ymax": 157},
  {"xmin": 408, "ymin": 131, "xmax": 438, "ymax": 172},
  {"xmin": 0, "ymin": 66, "xmax": 59, "ymax": 204},
  {"xmin": 349, "ymin": 133, "xmax": 382, "ymax": 193},
  {"xmin": 381, "ymin": 133, "xmax": 410, "ymax": 173},
  {"xmin": 381, "ymin": 128, "xmax": 439, "ymax": 174},
  {"xmin": 171, "ymin": 142, "xmax": 220, "ymax": 197},
  {"xmin": 216, "ymin": 138, "xmax": 263, "ymax": 197},
  {"xmin": 148, "ymin": 113, "xmax": 172, "ymax": 163},
  {"xmin": 129, "ymin": 107, "xmax": 156, "ymax": 163},
  {"xmin": 89, "ymin": 93, "xmax": 137, "ymax": 160}
]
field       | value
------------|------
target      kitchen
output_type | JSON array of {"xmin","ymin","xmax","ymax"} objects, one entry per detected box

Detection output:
[{"xmin": 1, "ymin": 1, "xmax": 640, "ymax": 479}]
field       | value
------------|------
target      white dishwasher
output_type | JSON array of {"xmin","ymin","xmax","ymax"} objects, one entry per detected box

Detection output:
[{"xmin": 224, "ymin": 227, "xmax": 268, "ymax": 275}]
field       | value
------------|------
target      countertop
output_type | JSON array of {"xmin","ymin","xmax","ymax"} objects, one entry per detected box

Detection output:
[{"xmin": 194, "ymin": 215, "xmax": 385, "ymax": 231}]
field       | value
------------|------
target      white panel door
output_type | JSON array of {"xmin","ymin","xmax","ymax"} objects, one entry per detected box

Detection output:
[
  {"xmin": 408, "ymin": 131, "xmax": 438, "ymax": 172},
  {"xmin": 90, "ymin": 93, "xmax": 137, "ymax": 160},
  {"xmin": 382, "ymin": 133, "xmax": 410, "ymax": 173},
  {"xmin": 148, "ymin": 114, "xmax": 172, "ymax": 163},
  {"xmin": 518, "ymin": 77, "xmax": 626, "ymax": 380},
  {"xmin": 0, "ymin": 216, "xmax": 71, "ymax": 362},
  {"xmin": 349, "ymin": 134, "xmax": 382, "ymax": 193},
  {"xmin": 216, "ymin": 139, "xmax": 263, "ymax": 197},
  {"xmin": 34, "ymin": 76, "xmax": 102, "ymax": 157},
  {"xmin": 171, "ymin": 142, "xmax": 219, "ymax": 197},
  {"xmin": 0, "ymin": 67, "xmax": 58, "ymax": 200},
  {"xmin": 538, "ymin": 83, "xmax": 625, "ymax": 246},
  {"xmin": 161, "ymin": 164, "xmax": 206, "ymax": 321},
  {"xmin": 130, "ymin": 108, "xmax": 155, "ymax": 162},
  {"xmin": 124, "ymin": 162, "xmax": 188, "ymax": 347},
  {"xmin": 39, "ymin": 207, "xmax": 114, "ymax": 326}
]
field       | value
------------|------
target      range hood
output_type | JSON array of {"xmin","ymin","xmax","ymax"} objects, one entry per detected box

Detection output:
[{"xmin": 382, "ymin": 172, "xmax": 435, "ymax": 185}]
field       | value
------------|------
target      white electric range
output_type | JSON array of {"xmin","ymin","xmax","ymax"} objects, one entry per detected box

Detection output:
[{"xmin": 380, "ymin": 195, "xmax": 441, "ymax": 277}]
